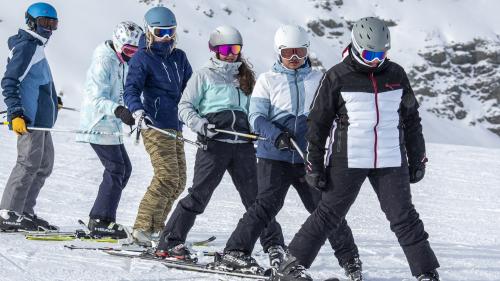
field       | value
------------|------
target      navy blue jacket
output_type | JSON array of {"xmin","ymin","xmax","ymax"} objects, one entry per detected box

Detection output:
[
  {"xmin": 124, "ymin": 35, "xmax": 192, "ymax": 130},
  {"xmin": 2, "ymin": 29, "xmax": 58, "ymax": 128}
]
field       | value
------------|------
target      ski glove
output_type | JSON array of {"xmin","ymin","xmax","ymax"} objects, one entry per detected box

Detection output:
[
  {"xmin": 114, "ymin": 106, "xmax": 135, "ymax": 126},
  {"xmin": 133, "ymin": 110, "xmax": 152, "ymax": 130},
  {"xmin": 305, "ymin": 169, "xmax": 327, "ymax": 191},
  {"xmin": 275, "ymin": 131, "xmax": 294, "ymax": 151},
  {"xmin": 12, "ymin": 116, "xmax": 28, "ymax": 135},
  {"xmin": 409, "ymin": 157, "xmax": 428, "ymax": 184},
  {"xmin": 192, "ymin": 118, "xmax": 218, "ymax": 138}
]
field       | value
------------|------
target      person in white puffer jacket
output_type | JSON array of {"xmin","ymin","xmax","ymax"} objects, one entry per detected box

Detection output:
[{"xmin": 76, "ymin": 21, "xmax": 143, "ymax": 239}]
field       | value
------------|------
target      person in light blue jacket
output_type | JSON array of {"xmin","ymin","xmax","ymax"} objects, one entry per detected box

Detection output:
[{"xmin": 77, "ymin": 21, "xmax": 143, "ymax": 239}]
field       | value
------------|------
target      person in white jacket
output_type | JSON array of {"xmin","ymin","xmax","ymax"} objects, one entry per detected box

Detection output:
[{"xmin": 76, "ymin": 21, "xmax": 143, "ymax": 239}]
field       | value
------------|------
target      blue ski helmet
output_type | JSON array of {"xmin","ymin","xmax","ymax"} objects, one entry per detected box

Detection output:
[
  {"xmin": 26, "ymin": 2, "xmax": 58, "ymax": 20},
  {"xmin": 144, "ymin": 6, "xmax": 176, "ymax": 27}
]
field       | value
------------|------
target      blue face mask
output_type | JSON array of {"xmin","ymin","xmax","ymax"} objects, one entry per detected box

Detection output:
[{"xmin": 35, "ymin": 26, "xmax": 52, "ymax": 39}]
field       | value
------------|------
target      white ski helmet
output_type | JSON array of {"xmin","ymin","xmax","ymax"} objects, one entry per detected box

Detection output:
[
  {"xmin": 112, "ymin": 21, "xmax": 143, "ymax": 52},
  {"xmin": 209, "ymin": 25, "xmax": 243, "ymax": 49},
  {"xmin": 274, "ymin": 25, "xmax": 310, "ymax": 54}
]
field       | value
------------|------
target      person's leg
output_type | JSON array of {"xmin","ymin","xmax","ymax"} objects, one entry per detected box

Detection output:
[
  {"xmin": 226, "ymin": 144, "xmax": 285, "ymax": 252},
  {"xmin": 287, "ymin": 167, "xmax": 368, "ymax": 268},
  {"xmin": 88, "ymin": 143, "xmax": 128, "ymax": 222},
  {"xmin": 159, "ymin": 141, "xmax": 231, "ymax": 248},
  {"xmin": 23, "ymin": 132, "xmax": 54, "ymax": 215},
  {"xmin": 224, "ymin": 159, "xmax": 292, "ymax": 254},
  {"xmin": 0, "ymin": 131, "xmax": 45, "ymax": 214},
  {"xmin": 292, "ymin": 174, "xmax": 359, "ymax": 266},
  {"xmin": 133, "ymin": 129, "xmax": 179, "ymax": 233},
  {"xmin": 368, "ymin": 167, "xmax": 439, "ymax": 276}
]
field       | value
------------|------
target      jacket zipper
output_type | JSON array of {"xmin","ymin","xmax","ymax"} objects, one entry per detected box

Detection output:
[
  {"xmin": 230, "ymin": 110, "xmax": 237, "ymax": 141},
  {"xmin": 293, "ymin": 71, "xmax": 300, "ymax": 162},
  {"xmin": 174, "ymin": 61, "xmax": 181, "ymax": 83},
  {"xmin": 370, "ymin": 72, "xmax": 380, "ymax": 169}
]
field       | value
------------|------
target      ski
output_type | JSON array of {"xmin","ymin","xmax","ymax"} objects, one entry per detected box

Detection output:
[
  {"xmin": 105, "ymin": 250, "xmax": 269, "ymax": 280},
  {"xmin": 64, "ymin": 244, "xmax": 220, "ymax": 256},
  {"xmin": 190, "ymin": 235, "xmax": 217, "ymax": 246}
]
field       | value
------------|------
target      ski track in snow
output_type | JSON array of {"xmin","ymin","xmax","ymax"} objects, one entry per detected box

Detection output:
[{"xmin": 1, "ymin": 112, "xmax": 500, "ymax": 281}]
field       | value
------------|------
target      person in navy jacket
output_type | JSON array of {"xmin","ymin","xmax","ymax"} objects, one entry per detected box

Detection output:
[{"xmin": 123, "ymin": 6, "xmax": 192, "ymax": 245}]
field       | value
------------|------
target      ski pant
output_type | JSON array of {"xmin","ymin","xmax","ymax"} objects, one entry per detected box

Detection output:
[
  {"xmin": 159, "ymin": 141, "xmax": 284, "ymax": 252},
  {"xmin": 133, "ymin": 129, "xmax": 186, "ymax": 233},
  {"xmin": 0, "ymin": 131, "xmax": 54, "ymax": 215},
  {"xmin": 287, "ymin": 166, "xmax": 440, "ymax": 275},
  {"xmin": 89, "ymin": 143, "xmax": 132, "ymax": 222},
  {"xmin": 225, "ymin": 158, "xmax": 359, "ymax": 265}
]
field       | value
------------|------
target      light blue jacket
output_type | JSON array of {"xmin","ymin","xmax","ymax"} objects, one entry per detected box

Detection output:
[{"xmin": 76, "ymin": 41, "xmax": 127, "ymax": 145}]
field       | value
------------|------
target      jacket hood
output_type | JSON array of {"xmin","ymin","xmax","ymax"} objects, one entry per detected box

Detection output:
[
  {"xmin": 205, "ymin": 56, "xmax": 241, "ymax": 76},
  {"xmin": 138, "ymin": 34, "xmax": 175, "ymax": 57},
  {"xmin": 8, "ymin": 29, "xmax": 46, "ymax": 49}
]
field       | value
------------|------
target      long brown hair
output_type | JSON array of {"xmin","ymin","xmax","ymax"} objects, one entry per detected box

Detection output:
[{"xmin": 237, "ymin": 56, "xmax": 256, "ymax": 96}]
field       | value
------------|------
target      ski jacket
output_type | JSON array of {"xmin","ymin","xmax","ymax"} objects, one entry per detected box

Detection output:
[
  {"xmin": 124, "ymin": 35, "xmax": 192, "ymax": 130},
  {"xmin": 76, "ymin": 41, "xmax": 127, "ymax": 145},
  {"xmin": 179, "ymin": 57, "xmax": 251, "ymax": 143},
  {"xmin": 1, "ymin": 29, "xmax": 58, "ymax": 128},
  {"xmin": 306, "ymin": 46, "xmax": 426, "ymax": 171},
  {"xmin": 249, "ymin": 61, "xmax": 323, "ymax": 164}
]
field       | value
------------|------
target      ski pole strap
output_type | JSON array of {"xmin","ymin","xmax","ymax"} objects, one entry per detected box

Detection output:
[
  {"xmin": 147, "ymin": 125, "xmax": 205, "ymax": 149},
  {"xmin": 213, "ymin": 129, "xmax": 267, "ymax": 141},
  {"xmin": 290, "ymin": 138, "xmax": 305, "ymax": 159}
]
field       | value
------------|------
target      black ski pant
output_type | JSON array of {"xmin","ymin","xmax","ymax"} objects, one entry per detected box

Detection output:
[
  {"xmin": 159, "ymin": 141, "xmax": 284, "ymax": 251},
  {"xmin": 225, "ymin": 158, "xmax": 359, "ymax": 265},
  {"xmin": 287, "ymin": 166, "xmax": 440, "ymax": 276}
]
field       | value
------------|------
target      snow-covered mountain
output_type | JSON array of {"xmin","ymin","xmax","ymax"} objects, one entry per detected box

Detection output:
[{"xmin": 1, "ymin": 0, "xmax": 500, "ymax": 147}]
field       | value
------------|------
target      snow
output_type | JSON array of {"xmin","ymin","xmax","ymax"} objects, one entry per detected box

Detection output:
[{"xmin": 1, "ymin": 0, "xmax": 500, "ymax": 280}]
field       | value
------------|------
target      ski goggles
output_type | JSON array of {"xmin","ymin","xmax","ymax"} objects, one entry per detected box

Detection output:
[
  {"xmin": 279, "ymin": 47, "xmax": 308, "ymax": 60},
  {"xmin": 121, "ymin": 44, "xmax": 138, "ymax": 57},
  {"xmin": 212, "ymin": 44, "xmax": 242, "ymax": 56},
  {"xmin": 360, "ymin": 49, "xmax": 387, "ymax": 62},
  {"xmin": 36, "ymin": 17, "xmax": 58, "ymax": 30},
  {"xmin": 148, "ymin": 25, "xmax": 176, "ymax": 39}
]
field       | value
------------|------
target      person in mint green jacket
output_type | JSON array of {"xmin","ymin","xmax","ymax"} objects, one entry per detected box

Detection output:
[
  {"xmin": 77, "ymin": 22, "xmax": 143, "ymax": 239},
  {"xmin": 155, "ymin": 26, "xmax": 284, "ymax": 262}
]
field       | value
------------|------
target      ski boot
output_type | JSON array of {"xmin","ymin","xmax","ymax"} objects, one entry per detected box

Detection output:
[
  {"xmin": 211, "ymin": 250, "xmax": 264, "ymax": 274},
  {"xmin": 155, "ymin": 243, "xmax": 197, "ymax": 262},
  {"xmin": 0, "ymin": 210, "xmax": 38, "ymax": 232},
  {"xmin": 132, "ymin": 229, "xmax": 155, "ymax": 247},
  {"xmin": 417, "ymin": 270, "xmax": 440, "ymax": 281},
  {"xmin": 271, "ymin": 254, "xmax": 312, "ymax": 281},
  {"xmin": 88, "ymin": 219, "xmax": 128, "ymax": 239},
  {"xmin": 24, "ymin": 213, "xmax": 59, "ymax": 231},
  {"xmin": 341, "ymin": 256, "xmax": 363, "ymax": 281},
  {"xmin": 268, "ymin": 245, "xmax": 286, "ymax": 268}
]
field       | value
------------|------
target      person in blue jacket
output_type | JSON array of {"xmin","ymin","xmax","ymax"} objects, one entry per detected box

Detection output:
[
  {"xmin": 77, "ymin": 21, "xmax": 143, "ymax": 239},
  {"xmin": 0, "ymin": 2, "xmax": 60, "ymax": 232},
  {"xmin": 124, "ymin": 6, "xmax": 192, "ymax": 245}
]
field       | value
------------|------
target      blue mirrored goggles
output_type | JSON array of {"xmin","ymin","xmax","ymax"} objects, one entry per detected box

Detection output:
[{"xmin": 361, "ymin": 50, "xmax": 387, "ymax": 62}]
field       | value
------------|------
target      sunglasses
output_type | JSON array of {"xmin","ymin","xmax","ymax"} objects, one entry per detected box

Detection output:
[
  {"xmin": 212, "ymin": 44, "xmax": 242, "ymax": 56},
  {"xmin": 280, "ymin": 47, "xmax": 308, "ymax": 60},
  {"xmin": 36, "ymin": 17, "xmax": 58, "ymax": 30},
  {"xmin": 148, "ymin": 25, "xmax": 176, "ymax": 39},
  {"xmin": 121, "ymin": 44, "xmax": 138, "ymax": 57},
  {"xmin": 361, "ymin": 50, "xmax": 387, "ymax": 62}
]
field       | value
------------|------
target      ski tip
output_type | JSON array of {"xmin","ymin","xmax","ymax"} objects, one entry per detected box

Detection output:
[
  {"xmin": 207, "ymin": 236, "xmax": 216, "ymax": 242},
  {"xmin": 324, "ymin": 278, "xmax": 341, "ymax": 281}
]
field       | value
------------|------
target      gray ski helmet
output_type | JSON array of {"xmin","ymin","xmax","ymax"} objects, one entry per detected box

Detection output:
[
  {"xmin": 144, "ymin": 6, "xmax": 176, "ymax": 27},
  {"xmin": 351, "ymin": 17, "xmax": 391, "ymax": 53},
  {"xmin": 209, "ymin": 25, "xmax": 243, "ymax": 50}
]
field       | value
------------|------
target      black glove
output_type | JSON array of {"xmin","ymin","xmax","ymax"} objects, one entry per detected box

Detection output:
[
  {"xmin": 114, "ymin": 106, "xmax": 135, "ymax": 126},
  {"xmin": 57, "ymin": 96, "xmax": 63, "ymax": 110},
  {"xmin": 409, "ymin": 157, "xmax": 428, "ymax": 184},
  {"xmin": 305, "ymin": 169, "xmax": 327, "ymax": 191},
  {"xmin": 275, "ymin": 132, "xmax": 294, "ymax": 151}
]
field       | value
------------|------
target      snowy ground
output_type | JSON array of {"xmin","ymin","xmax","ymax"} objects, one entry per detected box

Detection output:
[{"xmin": 0, "ymin": 111, "xmax": 499, "ymax": 281}]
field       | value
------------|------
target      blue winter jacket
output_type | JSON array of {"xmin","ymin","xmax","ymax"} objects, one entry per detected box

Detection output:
[
  {"xmin": 124, "ymin": 35, "xmax": 192, "ymax": 130},
  {"xmin": 1, "ymin": 29, "xmax": 58, "ymax": 128},
  {"xmin": 249, "ymin": 61, "xmax": 323, "ymax": 164}
]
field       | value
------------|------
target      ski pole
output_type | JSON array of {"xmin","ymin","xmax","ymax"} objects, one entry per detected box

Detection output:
[
  {"xmin": 147, "ymin": 124, "xmax": 206, "ymax": 149},
  {"xmin": 0, "ymin": 106, "xmax": 79, "ymax": 115},
  {"xmin": 1, "ymin": 122, "xmax": 126, "ymax": 136},
  {"xmin": 213, "ymin": 129, "xmax": 267, "ymax": 141},
  {"xmin": 290, "ymin": 138, "xmax": 305, "ymax": 159}
]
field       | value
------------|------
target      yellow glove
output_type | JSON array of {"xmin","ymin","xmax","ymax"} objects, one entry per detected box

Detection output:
[{"xmin": 12, "ymin": 117, "xmax": 28, "ymax": 135}]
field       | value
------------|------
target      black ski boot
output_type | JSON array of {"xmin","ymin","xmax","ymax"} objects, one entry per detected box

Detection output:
[
  {"xmin": 0, "ymin": 210, "xmax": 38, "ymax": 232},
  {"xmin": 341, "ymin": 256, "xmax": 363, "ymax": 281},
  {"xmin": 417, "ymin": 270, "xmax": 440, "ymax": 281},
  {"xmin": 155, "ymin": 243, "xmax": 197, "ymax": 262},
  {"xmin": 24, "ymin": 213, "xmax": 59, "ymax": 231},
  {"xmin": 268, "ymin": 245, "xmax": 286, "ymax": 268},
  {"xmin": 271, "ymin": 254, "xmax": 312, "ymax": 281},
  {"xmin": 212, "ymin": 250, "xmax": 264, "ymax": 274},
  {"xmin": 88, "ymin": 219, "xmax": 128, "ymax": 239}
]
